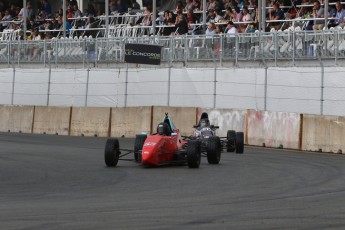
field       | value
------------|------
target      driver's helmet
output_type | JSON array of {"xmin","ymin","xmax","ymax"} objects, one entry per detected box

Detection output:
[
  {"xmin": 199, "ymin": 118, "xmax": 210, "ymax": 128},
  {"xmin": 157, "ymin": 122, "xmax": 171, "ymax": 136}
]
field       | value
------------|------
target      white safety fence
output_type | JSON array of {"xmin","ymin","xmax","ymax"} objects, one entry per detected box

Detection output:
[{"xmin": 1, "ymin": 66, "xmax": 345, "ymax": 116}]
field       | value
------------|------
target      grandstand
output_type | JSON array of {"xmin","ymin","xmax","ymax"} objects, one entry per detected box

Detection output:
[{"xmin": 0, "ymin": 0, "xmax": 344, "ymax": 65}]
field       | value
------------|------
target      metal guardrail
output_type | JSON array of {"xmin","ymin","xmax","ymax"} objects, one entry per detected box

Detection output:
[{"xmin": 1, "ymin": 29, "xmax": 345, "ymax": 66}]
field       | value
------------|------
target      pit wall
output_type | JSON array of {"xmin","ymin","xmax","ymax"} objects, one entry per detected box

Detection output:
[{"xmin": 1, "ymin": 105, "xmax": 344, "ymax": 154}]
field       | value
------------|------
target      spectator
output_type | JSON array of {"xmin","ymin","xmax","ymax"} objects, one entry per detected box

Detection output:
[
  {"xmin": 185, "ymin": 0, "xmax": 194, "ymax": 11},
  {"xmin": 225, "ymin": 20, "xmax": 237, "ymax": 35},
  {"xmin": 131, "ymin": 0, "xmax": 141, "ymax": 10},
  {"xmin": 329, "ymin": 1, "xmax": 345, "ymax": 28},
  {"xmin": 232, "ymin": 6, "xmax": 243, "ymax": 22},
  {"xmin": 215, "ymin": 24, "xmax": 224, "ymax": 34},
  {"xmin": 240, "ymin": 6, "xmax": 253, "ymax": 32},
  {"xmin": 214, "ymin": 9, "xmax": 224, "ymax": 23},
  {"xmin": 205, "ymin": 21, "xmax": 216, "ymax": 37},
  {"xmin": 312, "ymin": 1, "xmax": 325, "ymax": 30},
  {"xmin": 0, "ymin": 10, "xmax": 12, "ymax": 31},
  {"xmin": 73, "ymin": 4, "xmax": 82, "ymax": 18},
  {"xmin": 175, "ymin": 14, "xmax": 188, "ymax": 35},
  {"xmin": 18, "ymin": 1, "xmax": 34, "ymax": 21},
  {"xmin": 269, "ymin": 3, "xmax": 285, "ymax": 30},
  {"xmin": 42, "ymin": 0, "xmax": 52, "ymax": 18},
  {"xmin": 222, "ymin": 7, "xmax": 234, "ymax": 22},
  {"xmin": 191, "ymin": 0, "xmax": 201, "ymax": 10},
  {"xmin": 187, "ymin": 8, "xmax": 197, "ymax": 23}
]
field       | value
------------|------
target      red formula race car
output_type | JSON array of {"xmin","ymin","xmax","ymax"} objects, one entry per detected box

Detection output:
[{"xmin": 104, "ymin": 113, "xmax": 220, "ymax": 168}]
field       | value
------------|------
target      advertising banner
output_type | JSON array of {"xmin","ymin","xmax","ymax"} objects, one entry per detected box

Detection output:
[{"xmin": 125, "ymin": 43, "xmax": 162, "ymax": 65}]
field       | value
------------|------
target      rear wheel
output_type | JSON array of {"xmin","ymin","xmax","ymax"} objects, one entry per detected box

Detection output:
[
  {"xmin": 134, "ymin": 134, "xmax": 147, "ymax": 162},
  {"xmin": 206, "ymin": 136, "xmax": 221, "ymax": 164},
  {"xmin": 104, "ymin": 138, "xmax": 120, "ymax": 167},
  {"xmin": 236, "ymin": 132, "xmax": 244, "ymax": 154},
  {"xmin": 226, "ymin": 130, "xmax": 236, "ymax": 152},
  {"xmin": 187, "ymin": 140, "xmax": 201, "ymax": 168}
]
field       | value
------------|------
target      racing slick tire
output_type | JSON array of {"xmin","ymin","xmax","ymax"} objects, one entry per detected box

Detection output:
[
  {"xmin": 187, "ymin": 140, "xmax": 201, "ymax": 168},
  {"xmin": 235, "ymin": 132, "xmax": 244, "ymax": 154},
  {"xmin": 134, "ymin": 134, "xmax": 147, "ymax": 162},
  {"xmin": 206, "ymin": 136, "xmax": 221, "ymax": 164},
  {"xmin": 104, "ymin": 138, "xmax": 120, "ymax": 167},
  {"xmin": 226, "ymin": 130, "xmax": 236, "ymax": 152}
]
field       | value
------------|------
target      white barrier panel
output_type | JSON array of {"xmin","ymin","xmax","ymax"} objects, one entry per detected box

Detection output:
[
  {"xmin": 267, "ymin": 67, "xmax": 321, "ymax": 114},
  {"xmin": 13, "ymin": 69, "xmax": 49, "ymax": 105},
  {"xmin": 217, "ymin": 68, "xmax": 266, "ymax": 110},
  {"xmin": 0, "ymin": 105, "xmax": 34, "ymax": 133},
  {"xmin": 198, "ymin": 108, "xmax": 247, "ymax": 138},
  {"xmin": 247, "ymin": 110, "xmax": 301, "ymax": 149},
  {"xmin": 70, "ymin": 107, "xmax": 110, "ymax": 137},
  {"xmin": 49, "ymin": 69, "xmax": 88, "ymax": 106},
  {"xmin": 323, "ymin": 67, "xmax": 345, "ymax": 116},
  {"xmin": 153, "ymin": 106, "xmax": 197, "ymax": 136},
  {"xmin": 126, "ymin": 68, "xmax": 169, "ymax": 106},
  {"xmin": 33, "ymin": 106, "xmax": 71, "ymax": 135},
  {"xmin": 111, "ymin": 107, "xmax": 152, "ymax": 137},
  {"xmin": 302, "ymin": 115, "xmax": 345, "ymax": 153},
  {"xmin": 169, "ymin": 68, "xmax": 214, "ymax": 108},
  {"xmin": 87, "ymin": 69, "xmax": 126, "ymax": 107},
  {"xmin": 0, "ymin": 68, "xmax": 13, "ymax": 105}
]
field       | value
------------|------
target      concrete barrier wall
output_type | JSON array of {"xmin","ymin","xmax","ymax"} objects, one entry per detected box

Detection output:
[
  {"xmin": 4, "ymin": 104, "xmax": 345, "ymax": 155},
  {"xmin": 302, "ymin": 115, "xmax": 345, "ymax": 153},
  {"xmin": 152, "ymin": 107, "xmax": 197, "ymax": 136},
  {"xmin": 247, "ymin": 110, "xmax": 301, "ymax": 149},
  {"xmin": 111, "ymin": 107, "xmax": 152, "ymax": 137},
  {"xmin": 33, "ymin": 106, "xmax": 71, "ymax": 135},
  {"xmin": 197, "ymin": 108, "xmax": 247, "ymax": 138},
  {"xmin": 0, "ymin": 105, "xmax": 34, "ymax": 133},
  {"xmin": 70, "ymin": 107, "xmax": 110, "ymax": 137}
]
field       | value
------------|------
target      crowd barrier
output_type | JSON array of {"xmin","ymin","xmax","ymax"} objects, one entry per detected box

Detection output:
[
  {"xmin": 1, "ymin": 29, "xmax": 345, "ymax": 66},
  {"xmin": 1, "ymin": 105, "xmax": 344, "ymax": 154}
]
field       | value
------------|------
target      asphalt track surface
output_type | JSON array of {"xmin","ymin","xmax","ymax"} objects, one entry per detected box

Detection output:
[{"xmin": 1, "ymin": 133, "xmax": 345, "ymax": 230}]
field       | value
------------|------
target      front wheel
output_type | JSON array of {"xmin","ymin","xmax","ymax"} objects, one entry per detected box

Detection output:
[
  {"xmin": 206, "ymin": 136, "xmax": 221, "ymax": 164},
  {"xmin": 134, "ymin": 134, "xmax": 147, "ymax": 162},
  {"xmin": 236, "ymin": 132, "xmax": 244, "ymax": 154},
  {"xmin": 104, "ymin": 138, "xmax": 120, "ymax": 167},
  {"xmin": 187, "ymin": 140, "xmax": 201, "ymax": 168}
]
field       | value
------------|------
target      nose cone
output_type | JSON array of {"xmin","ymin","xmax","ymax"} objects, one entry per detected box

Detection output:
[{"xmin": 141, "ymin": 136, "xmax": 164, "ymax": 166}]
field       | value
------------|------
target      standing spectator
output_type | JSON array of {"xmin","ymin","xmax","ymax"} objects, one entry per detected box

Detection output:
[
  {"xmin": 42, "ymin": 0, "xmax": 52, "ymax": 18},
  {"xmin": 18, "ymin": 1, "xmax": 34, "ymax": 21},
  {"xmin": 312, "ymin": 1, "xmax": 325, "ymax": 30}
]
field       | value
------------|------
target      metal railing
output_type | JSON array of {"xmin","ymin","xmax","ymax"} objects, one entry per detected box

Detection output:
[{"xmin": 1, "ymin": 29, "xmax": 345, "ymax": 66}]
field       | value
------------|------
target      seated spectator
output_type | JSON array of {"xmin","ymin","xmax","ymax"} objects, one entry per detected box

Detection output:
[
  {"xmin": 214, "ymin": 9, "xmax": 224, "ymax": 23},
  {"xmin": 225, "ymin": 20, "xmax": 237, "ymax": 36},
  {"xmin": 207, "ymin": 0, "xmax": 216, "ymax": 11},
  {"xmin": 185, "ymin": 0, "xmax": 194, "ymax": 11},
  {"xmin": 240, "ymin": 6, "xmax": 253, "ymax": 32},
  {"xmin": 191, "ymin": 0, "xmax": 201, "ymax": 10},
  {"xmin": 205, "ymin": 22, "xmax": 216, "ymax": 37},
  {"xmin": 269, "ymin": 3, "xmax": 285, "ymax": 30},
  {"xmin": 221, "ymin": 7, "xmax": 234, "ymax": 23},
  {"xmin": 174, "ymin": 14, "xmax": 188, "ymax": 35},
  {"xmin": 131, "ymin": 0, "xmax": 141, "ymax": 10},
  {"xmin": 312, "ymin": 1, "xmax": 325, "ymax": 30},
  {"xmin": 232, "ymin": 6, "xmax": 243, "ymax": 22},
  {"xmin": 0, "ymin": 10, "xmax": 12, "ymax": 31},
  {"xmin": 73, "ymin": 4, "xmax": 82, "ymax": 18},
  {"xmin": 329, "ymin": 1, "xmax": 345, "ymax": 28},
  {"xmin": 216, "ymin": 24, "xmax": 224, "ymax": 34}
]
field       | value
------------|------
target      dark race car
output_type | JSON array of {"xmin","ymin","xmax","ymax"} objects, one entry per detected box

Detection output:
[
  {"xmin": 183, "ymin": 112, "xmax": 244, "ymax": 164},
  {"xmin": 104, "ymin": 113, "xmax": 219, "ymax": 169}
]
